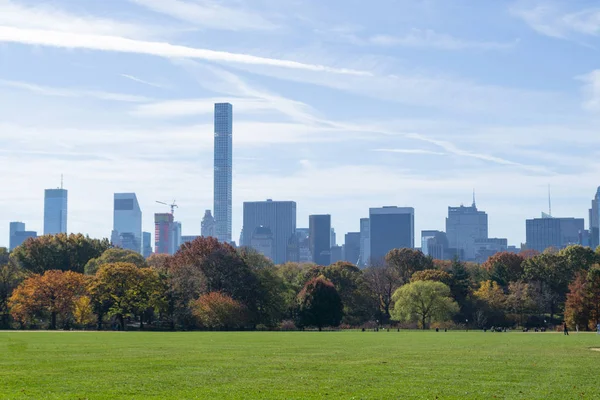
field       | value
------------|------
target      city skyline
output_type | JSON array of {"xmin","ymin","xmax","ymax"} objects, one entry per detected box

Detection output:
[{"xmin": 3, "ymin": 1, "xmax": 600, "ymax": 249}]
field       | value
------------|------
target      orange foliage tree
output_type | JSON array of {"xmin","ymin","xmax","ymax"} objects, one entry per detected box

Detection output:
[
  {"xmin": 191, "ymin": 292, "xmax": 247, "ymax": 330},
  {"xmin": 9, "ymin": 270, "xmax": 89, "ymax": 329}
]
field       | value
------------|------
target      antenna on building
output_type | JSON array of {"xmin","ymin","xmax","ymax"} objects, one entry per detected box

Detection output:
[
  {"xmin": 60, "ymin": 174, "xmax": 64, "ymax": 189},
  {"xmin": 548, "ymin": 184, "xmax": 552, "ymax": 217},
  {"xmin": 472, "ymin": 189, "xmax": 476, "ymax": 208}
]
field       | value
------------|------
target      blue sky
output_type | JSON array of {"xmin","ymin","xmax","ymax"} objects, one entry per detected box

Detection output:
[{"xmin": 1, "ymin": 0, "xmax": 600, "ymax": 249}]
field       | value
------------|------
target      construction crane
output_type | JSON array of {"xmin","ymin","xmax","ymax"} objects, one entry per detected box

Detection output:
[{"xmin": 156, "ymin": 200, "xmax": 178, "ymax": 217}]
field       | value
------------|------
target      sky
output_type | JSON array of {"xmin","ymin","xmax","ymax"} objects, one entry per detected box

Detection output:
[{"xmin": 2, "ymin": 0, "xmax": 600, "ymax": 249}]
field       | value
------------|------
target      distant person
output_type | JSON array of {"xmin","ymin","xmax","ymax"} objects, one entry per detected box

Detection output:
[{"xmin": 563, "ymin": 322, "xmax": 569, "ymax": 336}]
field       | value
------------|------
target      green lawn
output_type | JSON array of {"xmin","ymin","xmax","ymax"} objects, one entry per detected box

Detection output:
[{"xmin": 1, "ymin": 331, "xmax": 599, "ymax": 399}]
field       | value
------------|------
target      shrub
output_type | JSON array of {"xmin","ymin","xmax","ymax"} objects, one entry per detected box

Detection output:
[
  {"xmin": 279, "ymin": 319, "xmax": 297, "ymax": 331},
  {"xmin": 191, "ymin": 292, "xmax": 247, "ymax": 330}
]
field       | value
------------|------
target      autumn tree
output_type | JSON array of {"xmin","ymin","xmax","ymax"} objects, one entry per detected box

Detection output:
[
  {"xmin": 506, "ymin": 281, "xmax": 536, "ymax": 326},
  {"xmin": 297, "ymin": 276, "xmax": 343, "ymax": 331},
  {"xmin": 322, "ymin": 262, "xmax": 376, "ymax": 325},
  {"xmin": 564, "ymin": 272, "xmax": 590, "ymax": 330},
  {"xmin": 146, "ymin": 254, "xmax": 171, "ymax": 270},
  {"xmin": 385, "ymin": 248, "xmax": 434, "ymax": 285},
  {"xmin": 411, "ymin": 269, "xmax": 452, "ymax": 285},
  {"xmin": 9, "ymin": 270, "xmax": 89, "ymax": 329},
  {"xmin": 191, "ymin": 292, "xmax": 247, "ymax": 330},
  {"xmin": 391, "ymin": 281, "xmax": 458, "ymax": 329},
  {"xmin": 473, "ymin": 280, "xmax": 506, "ymax": 326},
  {"xmin": 481, "ymin": 252, "xmax": 525, "ymax": 286},
  {"xmin": 89, "ymin": 263, "xmax": 165, "ymax": 330},
  {"xmin": 363, "ymin": 263, "xmax": 402, "ymax": 322},
  {"xmin": 169, "ymin": 237, "xmax": 261, "ymax": 318},
  {"xmin": 11, "ymin": 234, "xmax": 110, "ymax": 274},
  {"xmin": 84, "ymin": 248, "xmax": 147, "ymax": 275},
  {"xmin": 0, "ymin": 262, "xmax": 25, "ymax": 328}
]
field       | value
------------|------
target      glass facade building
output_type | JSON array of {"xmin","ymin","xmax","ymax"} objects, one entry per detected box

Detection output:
[
  {"xmin": 309, "ymin": 215, "xmax": 331, "ymax": 266},
  {"xmin": 112, "ymin": 193, "xmax": 142, "ymax": 253},
  {"xmin": 369, "ymin": 207, "xmax": 414, "ymax": 263},
  {"xmin": 445, "ymin": 204, "xmax": 488, "ymax": 261},
  {"xmin": 214, "ymin": 103, "xmax": 233, "ymax": 243},
  {"xmin": 526, "ymin": 217, "xmax": 585, "ymax": 253},
  {"xmin": 44, "ymin": 188, "xmax": 68, "ymax": 235},
  {"xmin": 243, "ymin": 200, "xmax": 296, "ymax": 264}
]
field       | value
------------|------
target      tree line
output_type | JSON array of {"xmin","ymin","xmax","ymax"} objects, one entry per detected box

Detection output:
[{"xmin": 1, "ymin": 234, "xmax": 599, "ymax": 331}]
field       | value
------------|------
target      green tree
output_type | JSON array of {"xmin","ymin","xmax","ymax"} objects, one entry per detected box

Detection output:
[
  {"xmin": 89, "ymin": 263, "xmax": 165, "ymax": 331},
  {"xmin": 297, "ymin": 276, "xmax": 343, "ymax": 331},
  {"xmin": 323, "ymin": 262, "xmax": 376, "ymax": 325},
  {"xmin": 411, "ymin": 269, "xmax": 452, "ymax": 285},
  {"xmin": 506, "ymin": 281, "xmax": 536, "ymax": 326},
  {"xmin": 11, "ymin": 234, "xmax": 110, "ymax": 274},
  {"xmin": 0, "ymin": 262, "xmax": 25, "ymax": 328},
  {"xmin": 385, "ymin": 248, "xmax": 434, "ymax": 284},
  {"xmin": 473, "ymin": 280, "xmax": 507, "ymax": 326},
  {"xmin": 391, "ymin": 281, "xmax": 458, "ymax": 329},
  {"xmin": 560, "ymin": 245, "xmax": 597, "ymax": 272},
  {"xmin": 84, "ymin": 248, "xmax": 147, "ymax": 275}
]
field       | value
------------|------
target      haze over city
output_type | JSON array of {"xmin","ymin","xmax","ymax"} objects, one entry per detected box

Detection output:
[{"xmin": 2, "ymin": 0, "xmax": 600, "ymax": 249}]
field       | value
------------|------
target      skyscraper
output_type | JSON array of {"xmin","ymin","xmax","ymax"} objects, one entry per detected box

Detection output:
[
  {"xmin": 243, "ymin": 200, "xmax": 296, "ymax": 264},
  {"xmin": 9, "ymin": 222, "xmax": 37, "ymax": 251},
  {"xmin": 526, "ymin": 216, "xmax": 585, "ymax": 253},
  {"xmin": 142, "ymin": 231, "xmax": 152, "ymax": 258},
  {"xmin": 369, "ymin": 207, "xmax": 414, "ymax": 263},
  {"xmin": 344, "ymin": 232, "xmax": 361, "ymax": 265},
  {"xmin": 214, "ymin": 103, "xmax": 233, "ymax": 243},
  {"xmin": 445, "ymin": 201, "xmax": 488, "ymax": 261},
  {"xmin": 309, "ymin": 215, "xmax": 331, "ymax": 266},
  {"xmin": 155, "ymin": 213, "xmax": 174, "ymax": 255},
  {"xmin": 112, "ymin": 193, "xmax": 142, "ymax": 253},
  {"xmin": 201, "ymin": 210, "xmax": 216, "ymax": 238},
  {"xmin": 589, "ymin": 187, "xmax": 600, "ymax": 249},
  {"xmin": 359, "ymin": 218, "xmax": 370, "ymax": 267},
  {"xmin": 44, "ymin": 188, "xmax": 68, "ymax": 235},
  {"xmin": 250, "ymin": 226, "xmax": 275, "ymax": 261}
]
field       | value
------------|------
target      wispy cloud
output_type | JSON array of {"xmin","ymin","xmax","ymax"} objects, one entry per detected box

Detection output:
[
  {"xmin": 369, "ymin": 29, "xmax": 515, "ymax": 50},
  {"xmin": 372, "ymin": 148, "xmax": 446, "ymax": 155},
  {"xmin": 131, "ymin": 97, "xmax": 273, "ymax": 118},
  {"xmin": 120, "ymin": 74, "xmax": 166, "ymax": 89},
  {"xmin": 511, "ymin": 1, "xmax": 600, "ymax": 39},
  {"xmin": 0, "ymin": 27, "xmax": 370, "ymax": 76},
  {"xmin": 128, "ymin": 0, "xmax": 278, "ymax": 31},
  {"xmin": 578, "ymin": 70, "xmax": 600, "ymax": 111},
  {"xmin": 0, "ymin": 80, "xmax": 151, "ymax": 103},
  {"xmin": 0, "ymin": 0, "xmax": 152, "ymax": 38}
]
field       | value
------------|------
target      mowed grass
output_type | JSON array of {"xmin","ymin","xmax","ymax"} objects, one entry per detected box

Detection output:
[{"xmin": 1, "ymin": 331, "xmax": 599, "ymax": 399}]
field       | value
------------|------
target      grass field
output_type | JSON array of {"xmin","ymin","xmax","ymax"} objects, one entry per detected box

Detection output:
[{"xmin": 1, "ymin": 331, "xmax": 599, "ymax": 399}]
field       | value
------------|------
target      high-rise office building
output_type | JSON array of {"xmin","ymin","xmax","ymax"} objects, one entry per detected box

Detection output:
[
  {"xmin": 142, "ymin": 231, "xmax": 152, "ymax": 258},
  {"xmin": 369, "ymin": 207, "xmax": 414, "ymax": 263},
  {"xmin": 243, "ymin": 200, "xmax": 296, "ymax": 264},
  {"xmin": 250, "ymin": 226, "xmax": 274, "ymax": 261},
  {"xmin": 44, "ymin": 188, "xmax": 68, "ymax": 235},
  {"xmin": 309, "ymin": 215, "xmax": 331, "ymax": 266},
  {"xmin": 330, "ymin": 228, "xmax": 336, "ymax": 247},
  {"xmin": 112, "ymin": 193, "xmax": 142, "ymax": 253},
  {"xmin": 446, "ymin": 200, "xmax": 488, "ymax": 261},
  {"xmin": 9, "ymin": 222, "xmax": 37, "ymax": 251},
  {"xmin": 201, "ymin": 210, "xmax": 216, "ymax": 238},
  {"xmin": 589, "ymin": 187, "xmax": 600, "ymax": 249},
  {"xmin": 421, "ymin": 230, "xmax": 450, "ymax": 260},
  {"xmin": 330, "ymin": 245, "xmax": 343, "ymax": 264},
  {"xmin": 155, "ymin": 213, "xmax": 174, "ymax": 255},
  {"xmin": 214, "ymin": 103, "xmax": 233, "ymax": 243},
  {"xmin": 172, "ymin": 222, "xmax": 182, "ymax": 253},
  {"xmin": 526, "ymin": 216, "xmax": 585, "ymax": 253},
  {"xmin": 359, "ymin": 218, "xmax": 370, "ymax": 267},
  {"xmin": 181, "ymin": 235, "xmax": 200, "ymax": 245},
  {"xmin": 344, "ymin": 232, "xmax": 361, "ymax": 265}
]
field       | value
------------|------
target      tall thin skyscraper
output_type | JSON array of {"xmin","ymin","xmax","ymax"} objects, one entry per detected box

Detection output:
[
  {"xmin": 112, "ymin": 193, "xmax": 142, "ymax": 253},
  {"xmin": 155, "ymin": 213, "xmax": 174, "ymax": 255},
  {"xmin": 214, "ymin": 103, "xmax": 233, "ymax": 243},
  {"xmin": 44, "ymin": 188, "xmax": 68, "ymax": 235},
  {"xmin": 309, "ymin": 215, "xmax": 331, "ymax": 266}
]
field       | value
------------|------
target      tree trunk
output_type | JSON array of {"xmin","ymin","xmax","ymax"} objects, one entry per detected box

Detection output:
[
  {"xmin": 50, "ymin": 312, "xmax": 57, "ymax": 330},
  {"xmin": 96, "ymin": 312, "xmax": 104, "ymax": 330},
  {"xmin": 118, "ymin": 314, "xmax": 125, "ymax": 331},
  {"xmin": 140, "ymin": 314, "xmax": 144, "ymax": 331},
  {"xmin": 422, "ymin": 315, "xmax": 427, "ymax": 330}
]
